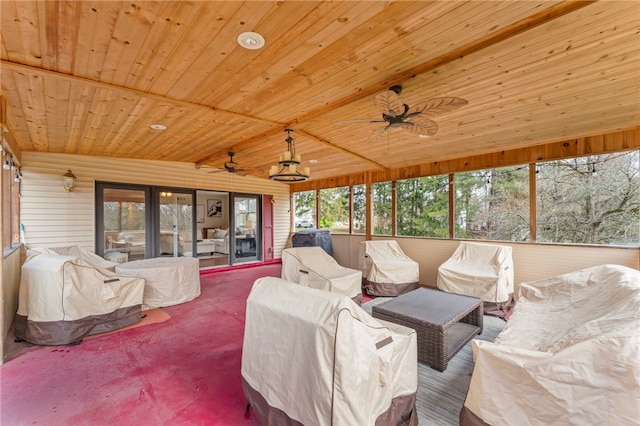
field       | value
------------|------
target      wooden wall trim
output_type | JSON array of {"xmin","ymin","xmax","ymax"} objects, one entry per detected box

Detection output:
[{"xmin": 289, "ymin": 127, "xmax": 639, "ymax": 192}]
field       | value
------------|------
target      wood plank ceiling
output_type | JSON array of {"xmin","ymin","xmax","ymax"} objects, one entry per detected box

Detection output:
[{"xmin": 1, "ymin": 1, "xmax": 639, "ymax": 184}]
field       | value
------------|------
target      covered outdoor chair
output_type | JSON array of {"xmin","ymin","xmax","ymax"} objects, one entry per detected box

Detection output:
[
  {"xmin": 359, "ymin": 240, "xmax": 420, "ymax": 296},
  {"xmin": 437, "ymin": 241, "xmax": 514, "ymax": 316},
  {"xmin": 15, "ymin": 249, "xmax": 145, "ymax": 345},
  {"xmin": 242, "ymin": 277, "xmax": 418, "ymax": 426},
  {"xmin": 281, "ymin": 246, "xmax": 362, "ymax": 304},
  {"xmin": 460, "ymin": 265, "xmax": 640, "ymax": 426}
]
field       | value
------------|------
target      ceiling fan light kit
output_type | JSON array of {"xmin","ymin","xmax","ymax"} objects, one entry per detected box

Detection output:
[{"xmin": 269, "ymin": 129, "xmax": 310, "ymax": 182}]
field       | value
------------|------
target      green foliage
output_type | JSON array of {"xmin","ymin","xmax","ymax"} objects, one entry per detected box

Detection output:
[{"xmin": 397, "ymin": 176, "xmax": 449, "ymax": 237}]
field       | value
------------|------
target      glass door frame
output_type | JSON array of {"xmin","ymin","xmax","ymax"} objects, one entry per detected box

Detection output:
[
  {"xmin": 229, "ymin": 192, "xmax": 262, "ymax": 264},
  {"xmin": 96, "ymin": 182, "xmax": 197, "ymax": 259},
  {"xmin": 95, "ymin": 182, "xmax": 152, "ymax": 259},
  {"xmin": 153, "ymin": 187, "xmax": 197, "ymax": 258}
]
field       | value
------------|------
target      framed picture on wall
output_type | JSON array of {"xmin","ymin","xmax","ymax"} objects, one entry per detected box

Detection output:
[
  {"xmin": 207, "ymin": 199, "xmax": 223, "ymax": 217},
  {"xmin": 197, "ymin": 205, "xmax": 205, "ymax": 223}
]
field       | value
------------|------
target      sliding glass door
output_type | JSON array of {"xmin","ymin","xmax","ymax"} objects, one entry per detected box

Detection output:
[
  {"xmin": 96, "ymin": 182, "xmax": 196, "ymax": 260},
  {"xmin": 156, "ymin": 189, "xmax": 194, "ymax": 257},
  {"xmin": 231, "ymin": 193, "xmax": 261, "ymax": 264},
  {"xmin": 97, "ymin": 183, "xmax": 150, "ymax": 262}
]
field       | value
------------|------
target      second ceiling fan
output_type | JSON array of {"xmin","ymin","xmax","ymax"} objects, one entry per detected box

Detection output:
[{"xmin": 342, "ymin": 85, "xmax": 468, "ymax": 141}]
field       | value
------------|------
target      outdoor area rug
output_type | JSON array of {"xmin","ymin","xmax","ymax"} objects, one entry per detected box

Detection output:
[
  {"xmin": 361, "ymin": 297, "xmax": 506, "ymax": 426},
  {"xmin": 84, "ymin": 308, "xmax": 171, "ymax": 341}
]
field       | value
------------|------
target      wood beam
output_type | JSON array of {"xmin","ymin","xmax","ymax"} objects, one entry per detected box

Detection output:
[{"xmin": 289, "ymin": 127, "xmax": 640, "ymax": 191}]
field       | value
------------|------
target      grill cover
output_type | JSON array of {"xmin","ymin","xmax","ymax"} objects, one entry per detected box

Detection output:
[{"xmin": 291, "ymin": 229, "xmax": 333, "ymax": 256}]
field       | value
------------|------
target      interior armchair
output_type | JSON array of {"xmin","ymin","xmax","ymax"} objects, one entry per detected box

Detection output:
[{"xmin": 201, "ymin": 226, "xmax": 230, "ymax": 254}]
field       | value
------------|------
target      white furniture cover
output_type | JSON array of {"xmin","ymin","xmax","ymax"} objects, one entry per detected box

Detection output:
[
  {"xmin": 115, "ymin": 257, "xmax": 201, "ymax": 309},
  {"xmin": 281, "ymin": 246, "xmax": 362, "ymax": 303},
  {"xmin": 437, "ymin": 241, "xmax": 514, "ymax": 303},
  {"xmin": 15, "ymin": 250, "xmax": 145, "ymax": 345},
  {"xmin": 460, "ymin": 264, "xmax": 640, "ymax": 426},
  {"xmin": 359, "ymin": 240, "xmax": 420, "ymax": 296},
  {"xmin": 242, "ymin": 277, "xmax": 418, "ymax": 426}
]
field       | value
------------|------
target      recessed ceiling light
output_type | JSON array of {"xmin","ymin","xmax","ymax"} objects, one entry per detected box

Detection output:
[
  {"xmin": 150, "ymin": 124, "xmax": 167, "ymax": 130},
  {"xmin": 309, "ymin": 159, "xmax": 318, "ymax": 164},
  {"xmin": 237, "ymin": 32, "xmax": 265, "ymax": 50},
  {"xmin": 418, "ymin": 134, "xmax": 430, "ymax": 138}
]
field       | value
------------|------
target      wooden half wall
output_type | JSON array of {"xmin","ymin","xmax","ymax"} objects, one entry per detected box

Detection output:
[{"xmin": 333, "ymin": 234, "xmax": 639, "ymax": 292}]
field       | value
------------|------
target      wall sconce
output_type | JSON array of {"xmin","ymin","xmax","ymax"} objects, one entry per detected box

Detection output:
[{"xmin": 62, "ymin": 169, "xmax": 77, "ymax": 192}]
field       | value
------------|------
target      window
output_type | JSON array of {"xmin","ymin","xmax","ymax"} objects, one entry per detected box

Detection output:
[
  {"xmin": 2, "ymin": 153, "xmax": 20, "ymax": 251},
  {"xmin": 397, "ymin": 175, "xmax": 449, "ymax": 238},
  {"xmin": 319, "ymin": 187, "xmax": 350, "ymax": 233},
  {"xmin": 352, "ymin": 184, "xmax": 366, "ymax": 234},
  {"xmin": 294, "ymin": 190, "xmax": 316, "ymax": 230},
  {"xmin": 373, "ymin": 182, "xmax": 392, "ymax": 235},
  {"xmin": 291, "ymin": 149, "xmax": 638, "ymax": 247},
  {"xmin": 537, "ymin": 151, "xmax": 639, "ymax": 245},
  {"xmin": 454, "ymin": 166, "xmax": 529, "ymax": 241}
]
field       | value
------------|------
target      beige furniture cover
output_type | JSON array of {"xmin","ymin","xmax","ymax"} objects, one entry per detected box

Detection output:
[
  {"xmin": 30, "ymin": 245, "xmax": 120, "ymax": 271},
  {"xmin": 359, "ymin": 240, "xmax": 420, "ymax": 296},
  {"xmin": 460, "ymin": 264, "xmax": 640, "ymax": 426},
  {"xmin": 15, "ymin": 250, "xmax": 145, "ymax": 345},
  {"xmin": 281, "ymin": 246, "xmax": 362, "ymax": 303},
  {"xmin": 437, "ymin": 241, "xmax": 514, "ymax": 303},
  {"xmin": 115, "ymin": 257, "xmax": 200, "ymax": 309},
  {"xmin": 242, "ymin": 277, "xmax": 418, "ymax": 426}
]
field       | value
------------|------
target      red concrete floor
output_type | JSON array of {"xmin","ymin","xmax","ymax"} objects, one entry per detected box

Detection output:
[{"xmin": 0, "ymin": 264, "xmax": 282, "ymax": 426}]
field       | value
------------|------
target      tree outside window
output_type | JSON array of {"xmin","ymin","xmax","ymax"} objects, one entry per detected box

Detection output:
[
  {"xmin": 373, "ymin": 182, "xmax": 392, "ymax": 235},
  {"xmin": 319, "ymin": 186, "xmax": 350, "ymax": 233},
  {"xmin": 537, "ymin": 151, "xmax": 639, "ymax": 245},
  {"xmin": 352, "ymin": 185, "xmax": 366, "ymax": 234},
  {"xmin": 294, "ymin": 190, "xmax": 316, "ymax": 230},
  {"xmin": 454, "ymin": 166, "xmax": 529, "ymax": 241},
  {"xmin": 397, "ymin": 175, "xmax": 449, "ymax": 238}
]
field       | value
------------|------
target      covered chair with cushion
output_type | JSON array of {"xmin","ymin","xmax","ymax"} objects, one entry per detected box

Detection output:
[
  {"xmin": 437, "ymin": 241, "xmax": 514, "ymax": 316},
  {"xmin": 15, "ymin": 249, "xmax": 145, "ymax": 345},
  {"xmin": 359, "ymin": 240, "xmax": 420, "ymax": 296},
  {"xmin": 242, "ymin": 277, "xmax": 418, "ymax": 426},
  {"xmin": 281, "ymin": 246, "xmax": 362, "ymax": 304}
]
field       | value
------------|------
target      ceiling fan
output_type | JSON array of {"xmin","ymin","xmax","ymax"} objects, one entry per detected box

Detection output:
[
  {"xmin": 205, "ymin": 151, "xmax": 255, "ymax": 175},
  {"xmin": 342, "ymin": 85, "xmax": 468, "ymax": 141}
]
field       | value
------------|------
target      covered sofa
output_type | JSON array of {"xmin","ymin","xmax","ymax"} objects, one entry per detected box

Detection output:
[
  {"xmin": 15, "ymin": 247, "xmax": 145, "ymax": 345},
  {"xmin": 460, "ymin": 264, "xmax": 640, "ymax": 426},
  {"xmin": 281, "ymin": 246, "xmax": 362, "ymax": 304},
  {"xmin": 242, "ymin": 277, "xmax": 418, "ymax": 426},
  {"xmin": 437, "ymin": 241, "xmax": 514, "ymax": 316},
  {"xmin": 359, "ymin": 240, "xmax": 420, "ymax": 296}
]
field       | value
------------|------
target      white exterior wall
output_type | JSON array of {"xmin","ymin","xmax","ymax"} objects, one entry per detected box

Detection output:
[
  {"xmin": 19, "ymin": 152, "xmax": 291, "ymax": 257},
  {"xmin": 332, "ymin": 235, "xmax": 640, "ymax": 291}
]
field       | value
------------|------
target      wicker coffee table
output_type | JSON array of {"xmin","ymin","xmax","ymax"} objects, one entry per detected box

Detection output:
[{"xmin": 372, "ymin": 288, "xmax": 483, "ymax": 371}]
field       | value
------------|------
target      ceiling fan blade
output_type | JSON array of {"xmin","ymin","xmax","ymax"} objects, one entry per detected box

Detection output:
[
  {"xmin": 400, "ymin": 118, "xmax": 439, "ymax": 136},
  {"xmin": 408, "ymin": 97, "xmax": 468, "ymax": 118},
  {"xmin": 373, "ymin": 90, "xmax": 405, "ymax": 116},
  {"xmin": 334, "ymin": 119, "xmax": 386, "ymax": 125},
  {"xmin": 368, "ymin": 125, "xmax": 394, "ymax": 142}
]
